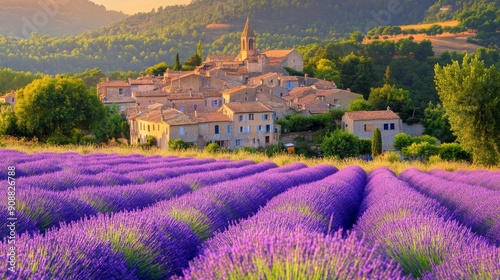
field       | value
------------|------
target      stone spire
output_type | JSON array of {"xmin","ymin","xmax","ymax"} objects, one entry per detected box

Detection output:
[{"xmin": 242, "ymin": 17, "xmax": 255, "ymax": 37}]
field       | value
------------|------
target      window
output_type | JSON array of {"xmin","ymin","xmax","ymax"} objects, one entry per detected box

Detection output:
[
  {"xmin": 212, "ymin": 100, "xmax": 220, "ymax": 107},
  {"xmin": 383, "ymin": 123, "xmax": 389, "ymax": 130},
  {"xmin": 119, "ymin": 89, "xmax": 123, "ymax": 96},
  {"xmin": 148, "ymin": 125, "xmax": 150, "ymax": 132},
  {"xmin": 239, "ymin": 126, "xmax": 244, "ymax": 133},
  {"xmin": 265, "ymin": 125, "xmax": 271, "ymax": 133},
  {"xmin": 215, "ymin": 125, "xmax": 219, "ymax": 134},
  {"xmin": 253, "ymin": 138, "xmax": 256, "ymax": 144},
  {"xmin": 180, "ymin": 107, "xmax": 185, "ymax": 113},
  {"xmin": 333, "ymin": 99, "xmax": 339, "ymax": 105},
  {"xmin": 236, "ymin": 139, "xmax": 242, "ymax": 146},
  {"xmin": 238, "ymin": 115, "xmax": 244, "ymax": 122},
  {"xmin": 245, "ymin": 126, "xmax": 250, "ymax": 133},
  {"xmin": 257, "ymin": 125, "xmax": 262, "ymax": 132},
  {"xmin": 390, "ymin": 123, "xmax": 395, "ymax": 130},
  {"xmin": 228, "ymin": 125, "xmax": 233, "ymax": 133},
  {"xmin": 262, "ymin": 114, "xmax": 269, "ymax": 121},
  {"xmin": 249, "ymin": 113, "xmax": 254, "ymax": 120},
  {"xmin": 364, "ymin": 124, "xmax": 372, "ymax": 132},
  {"xmin": 180, "ymin": 127, "xmax": 185, "ymax": 135},
  {"xmin": 205, "ymin": 100, "xmax": 208, "ymax": 106}
]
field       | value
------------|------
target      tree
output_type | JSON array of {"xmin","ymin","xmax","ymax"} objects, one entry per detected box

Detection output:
[
  {"xmin": 173, "ymin": 52, "xmax": 181, "ymax": 71},
  {"xmin": 347, "ymin": 98, "xmax": 372, "ymax": 111},
  {"xmin": 422, "ymin": 102, "xmax": 455, "ymax": 143},
  {"xmin": 435, "ymin": 55, "xmax": 500, "ymax": 165},
  {"xmin": 340, "ymin": 53, "xmax": 377, "ymax": 99},
  {"xmin": 184, "ymin": 53, "xmax": 202, "ymax": 68},
  {"xmin": 197, "ymin": 40, "xmax": 203, "ymax": 60},
  {"xmin": 93, "ymin": 104, "xmax": 127, "ymax": 144},
  {"xmin": 314, "ymin": 59, "xmax": 341, "ymax": 84},
  {"xmin": 14, "ymin": 76, "xmax": 104, "ymax": 141},
  {"xmin": 321, "ymin": 129, "xmax": 359, "ymax": 159},
  {"xmin": 349, "ymin": 31, "xmax": 364, "ymax": 43},
  {"xmin": 371, "ymin": 127, "xmax": 382, "ymax": 157},
  {"xmin": 145, "ymin": 62, "xmax": 168, "ymax": 76},
  {"xmin": 368, "ymin": 84, "xmax": 412, "ymax": 118}
]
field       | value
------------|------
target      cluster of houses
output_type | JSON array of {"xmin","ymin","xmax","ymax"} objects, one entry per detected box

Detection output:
[
  {"xmin": 96, "ymin": 18, "xmax": 405, "ymax": 151},
  {"xmin": 1, "ymin": 18, "xmax": 406, "ymax": 151}
]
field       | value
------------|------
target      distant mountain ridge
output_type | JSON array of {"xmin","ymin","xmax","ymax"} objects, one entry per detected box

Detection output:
[{"xmin": 0, "ymin": 0, "xmax": 127, "ymax": 37}]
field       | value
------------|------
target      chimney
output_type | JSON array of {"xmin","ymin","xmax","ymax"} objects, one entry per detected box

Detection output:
[
  {"xmin": 194, "ymin": 110, "xmax": 198, "ymax": 117},
  {"xmin": 387, "ymin": 106, "xmax": 391, "ymax": 111}
]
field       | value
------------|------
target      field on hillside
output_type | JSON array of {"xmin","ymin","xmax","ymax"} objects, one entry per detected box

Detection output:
[
  {"xmin": 364, "ymin": 32, "xmax": 479, "ymax": 56},
  {"xmin": 1, "ymin": 149, "xmax": 499, "ymax": 279},
  {"xmin": 400, "ymin": 20, "xmax": 459, "ymax": 30}
]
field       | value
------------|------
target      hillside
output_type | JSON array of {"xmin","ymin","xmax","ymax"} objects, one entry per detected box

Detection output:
[
  {"xmin": 424, "ymin": 0, "xmax": 500, "ymax": 22},
  {"xmin": 0, "ymin": 0, "xmax": 127, "ymax": 37}
]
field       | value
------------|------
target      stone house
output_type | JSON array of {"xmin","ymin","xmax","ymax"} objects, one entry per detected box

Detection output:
[
  {"xmin": 219, "ymin": 101, "xmax": 279, "ymax": 149},
  {"xmin": 193, "ymin": 111, "xmax": 233, "ymax": 149},
  {"xmin": 0, "ymin": 91, "xmax": 16, "ymax": 108},
  {"xmin": 221, "ymin": 84, "xmax": 269, "ymax": 104},
  {"xmin": 342, "ymin": 109, "xmax": 402, "ymax": 151},
  {"xmin": 316, "ymin": 89, "xmax": 363, "ymax": 110},
  {"xmin": 130, "ymin": 107, "xmax": 198, "ymax": 150},
  {"xmin": 129, "ymin": 78, "xmax": 156, "ymax": 92}
]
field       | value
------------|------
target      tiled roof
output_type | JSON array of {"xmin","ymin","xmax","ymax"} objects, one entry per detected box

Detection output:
[
  {"xmin": 167, "ymin": 93, "xmax": 205, "ymax": 100},
  {"xmin": 163, "ymin": 109, "xmax": 198, "ymax": 125},
  {"xmin": 344, "ymin": 110, "xmax": 401, "ymax": 121},
  {"xmin": 193, "ymin": 112, "xmax": 232, "ymax": 123},
  {"xmin": 249, "ymin": 72, "xmax": 278, "ymax": 81},
  {"xmin": 289, "ymin": 87, "xmax": 315, "ymax": 98},
  {"xmin": 0, "ymin": 90, "xmax": 15, "ymax": 98},
  {"xmin": 224, "ymin": 101, "xmax": 272, "ymax": 113},
  {"xmin": 99, "ymin": 81, "xmax": 130, "ymax": 88},
  {"xmin": 134, "ymin": 90, "xmax": 168, "ymax": 97},
  {"xmin": 279, "ymin": 76, "xmax": 299, "ymax": 82},
  {"xmin": 261, "ymin": 50, "xmax": 294, "ymax": 60},
  {"xmin": 313, "ymin": 79, "xmax": 337, "ymax": 90},
  {"xmin": 305, "ymin": 99, "xmax": 330, "ymax": 114},
  {"xmin": 200, "ymin": 88, "xmax": 223, "ymax": 98},
  {"xmin": 129, "ymin": 79, "xmax": 154, "ymax": 85},
  {"xmin": 222, "ymin": 86, "xmax": 247, "ymax": 96},
  {"xmin": 206, "ymin": 55, "xmax": 236, "ymax": 62},
  {"xmin": 136, "ymin": 109, "xmax": 163, "ymax": 123},
  {"xmin": 296, "ymin": 94, "xmax": 318, "ymax": 106}
]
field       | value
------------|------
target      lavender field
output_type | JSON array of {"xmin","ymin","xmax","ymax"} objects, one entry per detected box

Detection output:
[{"xmin": 1, "ymin": 149, "xmax": 499, "ymax": 279}]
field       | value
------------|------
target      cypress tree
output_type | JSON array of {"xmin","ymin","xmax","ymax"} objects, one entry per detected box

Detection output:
[
  {"xmin": 372, "ymin": 127, "xmax": 382, "ymax": 157},
  {"xmin": 173, "ymin": 52, "xmax": 181, "ymax": 71}
]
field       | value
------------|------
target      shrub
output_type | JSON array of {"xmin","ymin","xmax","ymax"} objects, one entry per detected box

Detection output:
[
  {"xmin": 358, "ymin": 139, "xmax": 372, "ymax": 155},
  {"xmin": 394, "ymin": 133, "xmax": 413, "ymax": 151},
  {"xmin": 438, "ymin": 143, "xmax": 472, "ymax": 162},
  {"xmin": 46, "ymin": 133, "xmax": 72, "ymax": 145},
  {"xmin": 321, "ymin": 130, "xmax": 359, "ymax": 159},
  {"xmin": 383, "ymin": 151, "xmax": 402, "ymax": 163},
  {"xmin": 402, "ymin": 142, "xmax": 439, "ymax": 161},
  {"xmin": 169, "ymin": 139, "xmax": 191, "ymax": 150},
  {"xmin": 205, "ymin": 143, "xmax": 220, "ymax": 154}
]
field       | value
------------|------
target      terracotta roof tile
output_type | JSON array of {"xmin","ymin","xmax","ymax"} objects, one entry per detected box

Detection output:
[
  {"xmin": 261, "ymin": 50, "xmax": 294, "ymax": 60},
  {"xmin": 304, "ymin": 99, "xmax": 330, "ymax": 114},
  {"xmin": 99, "ymin": 81, "xmax": 130, "ymax": 87},
  {"xmin": 296, "ymin": 94, "xmax": 318, "ymax": 106},
  {"xmin": 129, "ymin": 79, "xmax": 154, "ymax": 85},
  {"xmin": 344, "ymin": 110, "xmax": 401, "ymax": 121},
  {"xmin": 193, "ymin": 112, "xmax": 232, "ymax": 123},
  {"xmin": 224, "ymin": 101, "xmax": 272, "ymax": 113},
  {"xmin": 162, "ymin": 109, "xmax": 198, "ymax": 125}
]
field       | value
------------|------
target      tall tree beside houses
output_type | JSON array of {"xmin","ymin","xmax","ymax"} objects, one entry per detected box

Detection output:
[
  {"xmin": 197, "ymin": 40, "xmax": 203, "ymax": 61},
  {"xmin": 372, "ymin": 127, "xmax": 382, "ymax": 157},
  {"xmin": 174, "ymin": 52, "xmax": 181, "ymax": 71},
  {"xmin": 434, "ymin": 55, "xmax": 500, "ymax": 166}
]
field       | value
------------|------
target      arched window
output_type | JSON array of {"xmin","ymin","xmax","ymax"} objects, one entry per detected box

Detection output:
[
  {"xmin": 249, "ymin": 39, "xmax": 254, "ymax": 50},
  {"xmin": 242, "ymin": 39, "xmax": 246, "ymax": 50}
]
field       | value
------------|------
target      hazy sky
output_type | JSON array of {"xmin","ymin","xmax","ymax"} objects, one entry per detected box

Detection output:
[{"xmin": 91, "ymin": 0, "xmax": 191, "ymax": 14}]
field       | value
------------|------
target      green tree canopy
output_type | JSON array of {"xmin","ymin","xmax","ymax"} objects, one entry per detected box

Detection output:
[
  {"xmin": 15, "ymin": 76, "xmax": 104, "ymax": 141},
  {"xmin": 422, "ymin": 102, "xmax": 456, "ymax": 143},
  {"xmin": 434, "ymin": 55, "xmax": 500, "ymax": 165},
  {"xmin": 368, "ymin": 84, "xmax": 412, "ymax": 119},
  {"xmin": 173, "ymin": 52, "xmax": 181, "ymax": 71},
  {"xmin": 314, "ymin": 58, "xmax": 341, "ymax": 84},
  {"xmin": 347, "ymin": 98, "xmax": 372, "ymax": 111},
  {"xmin": 145, "ymin": 62, "xmax": 168, "ymax": 76},
  {"xmin": 321, "ymin": 129, "xmax": 359, "ymax": 159}
]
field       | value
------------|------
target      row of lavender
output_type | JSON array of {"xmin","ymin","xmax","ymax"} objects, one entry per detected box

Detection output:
[
  {"xmin": 1, "ymin": 159, "xmax": 284, "ymax": 238},
  {"xmin": 1, "ymin": 161, "xmax": 336, "ymax": 279}
]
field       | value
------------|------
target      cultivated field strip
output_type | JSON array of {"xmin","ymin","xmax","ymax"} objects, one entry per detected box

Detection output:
[
  {"xmin": 355, "ymin": 167, "xmax": 499, "ymax": 278},
  {"xmin": 400, "ymin": 168, "xmax": 500, "ymax": 246},
  {"xmin": 0, "ymin": 161, "xmax": 279, "ymax": 238},
  {"xmin": 427, "ymin": 168, "xmax": 500, "ymax": 190},
  {"xmin": 1, "ymin": 149, "xmax": 499, "ymax": 279},
  {"xmin": 177, "ymin": 166, "xmax": 407, "ymax": 279},
  {"xmin": 1, "ymin": 159, "xmax": 336, "ymax": 279}
]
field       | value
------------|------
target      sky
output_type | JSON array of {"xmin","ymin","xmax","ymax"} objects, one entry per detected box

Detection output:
[{"xmin": 91, "ymin": 0, "xmax": 192, "ymax": 14}]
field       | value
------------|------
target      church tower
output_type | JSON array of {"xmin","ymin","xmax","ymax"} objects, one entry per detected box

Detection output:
[{"xmin": 240, "ymin": 17, "xmax": 256, "ymax": 61}]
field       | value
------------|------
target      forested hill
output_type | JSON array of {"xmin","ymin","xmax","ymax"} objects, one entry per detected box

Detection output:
[
  {"xmin": 424, "ymin": 0, "xmax": 500, "ymax": 22},
  {"xmin": 0, "ymin": 0, "xmax": 127, "ymax": 37},
  {"xmin": 91, "ymin": 0, "xmax": 436, "ymax": 39}
]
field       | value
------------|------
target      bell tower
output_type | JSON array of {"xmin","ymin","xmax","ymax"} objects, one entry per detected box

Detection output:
[{"xmin": 240, "ymin": 17, "xmax": 256, "ymax": 61}]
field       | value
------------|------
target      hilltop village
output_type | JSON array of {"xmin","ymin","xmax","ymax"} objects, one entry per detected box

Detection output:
[{"xmin": 96, "ymin": 19, "xmax": 382, "ymax": 151}]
